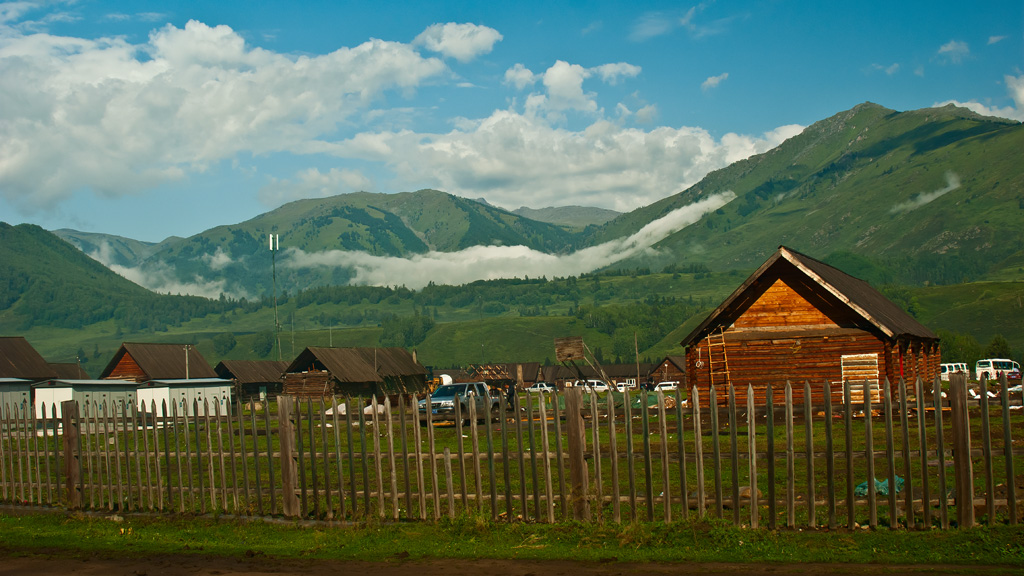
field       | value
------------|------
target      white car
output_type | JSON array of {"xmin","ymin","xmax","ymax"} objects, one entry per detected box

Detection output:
[
  {"xmin": 573, "ymin": 379, "xmax": 609, "ymax": 393},
  {"xmin": 655, "ymin": 381, "xmax": 680, "ymax": 392},
  {"xmin": 526, "ymin": 382, "xmax": 557, "ymax": 393}
]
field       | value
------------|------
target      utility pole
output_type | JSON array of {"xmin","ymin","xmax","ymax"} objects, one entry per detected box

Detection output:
[
  {"xmin": 270, "ymin": 234, "xmax": 282, "ymax": 361},
  {"xmin": 184, "ymin": 344, "xmax": 190, "ymax": 379}
]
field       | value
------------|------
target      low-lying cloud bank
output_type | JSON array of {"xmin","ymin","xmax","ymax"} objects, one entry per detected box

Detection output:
[
  {"xmin": 890, "ymin": 171, "xmax": 960, "ymax": 214},
  {"xmin": 87, "ymin": 242, "xmax": 237, "ymax": 300},
  {"xmin": 284, "ymin": 192, "xmax": 735, "ymax": 289}
]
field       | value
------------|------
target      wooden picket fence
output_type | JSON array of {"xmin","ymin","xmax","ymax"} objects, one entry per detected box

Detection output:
[{"xmin": 0, "ymin": 373, "xmax": 1021, "ymax": 529}]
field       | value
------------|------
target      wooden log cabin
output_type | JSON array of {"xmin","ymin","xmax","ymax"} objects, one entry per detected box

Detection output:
[
  {"xmin": 99, "ymin": 342, "xmax": 217, "ymax": 382},
  {"xmin": 680, "ymin": 246, "xmax": 940, "ymax": 406},
  {"xmin": 282, "ymin": 347, "xmax": 428, "ymax": 398}
]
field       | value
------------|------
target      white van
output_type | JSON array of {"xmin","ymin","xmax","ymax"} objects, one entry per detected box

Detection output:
[
  {"xmin": 939, "ymin": 363, "xmax": 968, "ymax": 381},
  {"xmin": 975, "ymin": 358, "xmax": 1021, "ymax": 381}
]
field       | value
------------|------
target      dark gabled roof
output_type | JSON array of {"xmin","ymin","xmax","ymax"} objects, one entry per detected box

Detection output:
[
  {"xmin": 285, "ymin": 347, "xmax": 427, "ymax": 393},
  {"xmin": 0, "ymin": 337, "xmax": 58, "ymax": 381},
  {"xmin": 215, "ymin": 360, "xmax": 288, "ymax": 384},
  {"xmin": 48, "ymin": 362, "xmax": 89, "ymax": 380},
  {"xmin": 99, "ymin": 342, "xmax": 217, "ymax": 380},
  {"xmin": 680, "ymin": 246, "xmax": 938, "ymax": 347},
  {"xmin": 657, "ymin": 356, "xmax": 687, "ymax": 371}
]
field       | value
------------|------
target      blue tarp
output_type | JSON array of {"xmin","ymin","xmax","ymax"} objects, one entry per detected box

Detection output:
[{"xmin": 854, "ymin": 476, "xmax": 904, "ymax": 496}]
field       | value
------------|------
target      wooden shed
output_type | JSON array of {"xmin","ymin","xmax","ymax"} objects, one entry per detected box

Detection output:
[
  {"xmin": 651, "ymin": 356, "xmax": 687, "ymax": 386},
  {"xmin": 215, "ymin": 360, "xmax": 287, "ymax": 401},
  {"xmin": 282, "ymin": 347, "xmax": 427, "ymax": 398},
  {"xmin": 99, "ymin": 342, "xmax": 217, "ymax": 382},
  {"xmin": 680, "ymin": 246, "xmax": 940, "ymax": 406},
  {"xmin": 0, "ymin": 337, "xmax": 58, "ymax": 382}
]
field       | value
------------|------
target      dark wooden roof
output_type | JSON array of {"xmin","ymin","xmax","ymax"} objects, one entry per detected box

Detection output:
[
  {"xmin": 285, "ymin": 347, "xmax": 427, "ymax": 393},
  {"xmin": 657, "ymin": 356, "xmax": 687, "ymax": 371},
  {"xmin": 48, "ymin": 362, "xmax": 89, "ymax": 380},
  {"xmin": 680, "ymin": 246, "xmax": 939, "ymax": 347},
  {"xmin": 99, "ymin": 342, "xmax": 217, "ymax": 380},
  {"xmin": 215, "ymin": 360, "xmax": 288, "ymax": 384},
  {"xmin": 0, "ymin": 337, "xmax": 58, "ymax": 381}
]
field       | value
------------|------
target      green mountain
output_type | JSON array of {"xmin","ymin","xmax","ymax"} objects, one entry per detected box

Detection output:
[
  {"xmin": 512, "ymin": 205, "xmax": 621, "ymax": 229},
  {"xmin": 53, "ymin": 229, "xmax": 182, "ymax": 268},
  {"xmin": 591, "ymin": 102, "xmax": 1024, "ymax": 285}
]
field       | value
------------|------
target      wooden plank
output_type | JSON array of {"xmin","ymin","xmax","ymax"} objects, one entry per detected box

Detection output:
[
  {"xmin": 1001, "ymin": 374, "xmax": 1018, "ymax": 525},
  {"xmin": 915, "ymin": 378, "xmax": 931, "ymax": 528},
  {"xmin": 710, "ymin": 385, "xmax": 722, "ymax": 520},
  {"xmin": 484, "ymin": 388, "xmax": 498, "ymax": 521},
  {"xmin": 642, "ymin": 390, "xmax": 655, "ymax": 523},
  {"xmin": 295, "ymin": 398, "xmax": 307, "ymax": 516},
  {"xmin": 898, "ymin": 378, "xmax": 914, "ymax": 528},
  {"xmin": 173, "ymin": 401, "xmax": 187, "ymax": 513},
  {"xmin": 979, "ymin": 378, "xmax": 995, "ymax": 525},
  {"xmin": 824, "ymin": 380, "xmax": 835, "ymax": 530},
  {"xmin": 693, "ymin": 386, "xmax": 706, "ymax": 518},
  {"xmin": 766, "ymin": 384, "xmax": 776, "ymax": 530},
  {"xmin": 589, "ymin": 392, "xmax": 603, "ymax": 523},
  {"xmin": 676, "ymin": 388, "xmax": 688, "ymax": 522},
  {"xmin": 469, "ymin": 398, "xmax": 483, "ymax": 514},
  {"xmin": 747, "ymin": 385, "xmax": 758, "ymax": 528},
  {"xmin": 60, "ymin": 401, "xmax": 82, "ymax": 510},
  {"xmin": 319, "ymin": 398, "xmax": 332, "ymax": 518},
  {"xmin": 31, "ymin": 404, "xmax": 40, "ymax": 504},
  {"xmin": 128, "ymin": 403, "xmax": 141, "ymax": 510},
  {"xmin": 250, "ymin": 400, "xmax": 264, "ymax": 517},
  {"xmin": 90, "ymin": 403, "xmax": 101, "ymax": 508},
  {"xmin": 345, "ymin": 396, "xmax": 358, "ymax": 517},
  {"xmin": 538, "ymin": 396, "xmax": 554, "ymax": 523},
  {"xmin": 865, "ymin": 380, "xmax": 877, "ymax": 529},
  {"xmin": 608, "ymin": 386, "xmax": 621, "ymax": 523},
  {"xmin": 553, "ymin": 390, "xmax": 567, "ymax": 521},
  {"xmin": 41, "ymin": 405, "xmax": 52, "ymax": 506},
  {"xmin": 844, "ymin": 381, "xmax": 855, "ymax": 529},
  {"xmin": 0, "ymin": 404, "xmax": 9, "ymax": 502},
  {"xmin": 331, "ymin": 395, "xmax": 345, "ymax": 519},
  {"xmin": 659, "ymin": 392, "xmax": 671, "ymax": 523},
  {"xmin": 625, "ymin": 387, "xmax": 638, "ymax": 521},
  {"xmin": 398, "ymin": 395, "xmax": 410, "ymax": 519},
  {"xmin": 949, "ymin": 373, "xmax": 974, "ymax": 528},
  {"xmin": 444, "ymin": 447, "xmax": 455, "ymax": 518},
  {"xmin": 412, "ymin": 394, "xmax": 426, "ymax": 521},
  {"xmin": 425, "ymin": 394, "xmax": 440, "ymax": 521},
  {"xmin": 933, "ymin": 376, "xmax": 949, "ymax": 529},
  {"xmin": 883, "ymin": 379, "xmax": 897, "ymax": 528},
  {"xmin": 385, "ymin": 397, "xmax": 399, "ymax": 521},
  {"xmin": 371, "ymin": 396, "xmax": 384, "ymax": 519},
  {"xmin": 526, "ymin": 391, "xmax": 541, "ymax": 521},
  {"xmin": 565, "ymin": 387, "xmax": 590, "ymax": 521},
  {"xmin": 307, "ymin": 398, "xmax": 319, "ymax": 518},
  {"xmin": 728, "ymin": 385, "xmax": 739, "ymax": 525},
  {"xmin": 203, "ymin": 400, "xmax": 216, "ymax": 514},
  {"xmin": 237, "ymin": 399, "xmax": 250, "ymax": 515},
  {"xmin": 277, "ymin": 396, "xmax": 299, "ymax": 518},
  {"xmin": 804, "ymin": 381, "xmax": 815, "ymax": 529},
  {"xmin": 215, "ymin": 401, "xmax": 229, "ymax": 513},
  {"xmin": 264, "ymin": 397, "xmax": 277, "ymax": 515},
  {"xmin": 113, "ymin": 402, "xmax": 125, "ymax": 511},
  {"xmin": 515, "ymin": 391, "xmax": 527, "ymax": 520},
  {"xmin": 785, "ymin": 381, "xmax": 795, "ymax": 528},
  {"xmin": 455, "ymin": 397, "xmax": 466, "ymax": 509},
  {"xmin": 500, "ymin": 395, "xmax": 513, "ymax": 520},
  {"xmin": 140, "ymin": 402, "xmax": 153, "ymax": 510}
]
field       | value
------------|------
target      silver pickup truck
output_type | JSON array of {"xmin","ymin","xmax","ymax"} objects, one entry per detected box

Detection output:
[{"xmin": 418, "ymin": 382, "xmax": 498, "ymax": 425}]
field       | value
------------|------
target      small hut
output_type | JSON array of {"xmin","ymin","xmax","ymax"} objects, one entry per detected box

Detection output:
[
  {"xmin": 215, "ymin": 360, "xmax": 287, "ymax": 401},
  {"xmin": 680, "ymin": 246, "xmax": 940, "ymax": 406},
  {"xmin": 282, "ymin": 347, "xmax": 427, "ymax": 398},
  {"xmin": 651, "ymin": 356, "xmax": 687, "ymax": 386},
  {"xmin": 99, "ymin": 342, "xmax": 217, "ymax": 382}
]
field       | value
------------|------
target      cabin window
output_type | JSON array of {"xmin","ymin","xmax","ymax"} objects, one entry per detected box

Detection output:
[{"xmin": 841, "ymin": 353, "xmax": 879, "ymax": 402}]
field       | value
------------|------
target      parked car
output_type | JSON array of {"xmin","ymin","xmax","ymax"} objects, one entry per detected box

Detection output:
[
  {"xmin": 573, "ymin": 379, "xmax": 609, "ymax": 393},
  {"xmin": 654, "ymin": 381, "xmax": 680, "ymax": 392},
  {"xmin": 526, "ymin": 381, "xmax": 557, "ymax": 393},
  {"xmin": 940, "ymin": 363, "xmax": 968, "ymax": 381},
  {"xmin": 418, "ymin": 382, "xmax": 498, "ymax": 425}
]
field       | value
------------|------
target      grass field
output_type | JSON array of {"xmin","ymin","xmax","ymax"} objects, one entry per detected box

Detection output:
[{"xmin": 0, "ymin": 511, "xmax": 1022, "ymax": 568}]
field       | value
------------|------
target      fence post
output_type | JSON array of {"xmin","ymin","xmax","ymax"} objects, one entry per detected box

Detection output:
[
  {"xmin": 61, "ymin": 400, "xmax": 82, "ymax": 510},
  {"xmin": 565, "ymin": 387, "xmax": 590, "ymax": 521},
  {"xmin": 948, "ymin": 373, "xmax": 974, "ymax": 528},
  {"xmin": 277, "ymin": 395, "xmax": 301, "ymax": 518}
]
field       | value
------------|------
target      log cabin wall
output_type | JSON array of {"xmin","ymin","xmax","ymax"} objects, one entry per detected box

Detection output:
[
  {"xmin": 651, "ymin": 358, "xmax": 685, "ymax": 385},
  {"xmin": 283, "ymin": 371, "xmax": 333, "ymax": 398},
  {"xmin": 104, "ymin": 354, "xmax": 147, "ymax": 382}
]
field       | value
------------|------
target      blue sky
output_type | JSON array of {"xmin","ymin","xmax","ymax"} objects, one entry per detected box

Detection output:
[{"xmin": 1, "ymin": 0, "xmax": 1022, "ymax": 243}]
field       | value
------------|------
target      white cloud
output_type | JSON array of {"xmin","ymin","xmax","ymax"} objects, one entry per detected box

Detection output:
[
  {"xmin": 540, "ymin": 60, "xmax": 597, "ymax": 113},
  {"xmin": 593, "ymin": 62, "xmax": 641, "ymax": 85},
  {"xmin": 870, "ymin": 63, "xmax": 900, "ymax": 76},
  {"xmin": 890, "ymin": 171, "xmax": 960, "ymax": 214},
  {"xmin": 503, "ymin": 63, "xmax": 536, "ymax": 90},
  {"xmin": 326, "ymin": 110, "xmax": 803, "ymax": 212},
  {"xmin": 87, "ymin": 241, "xmax": 239, "ymax": 298},
  {"xmin": 202, "ymin": 246, "xmax": 233, "ymax": 271},
  {"xmin": 634, "ymin": 104, "xmax": 658, "ymax": 124},
  {"xmin": 258, "ymin": 167, "xmax": 372, "ymax": 207},
  {"xmin": 413, "ymin": 22, "xmax": 502, "ymax": 62},
  {"xmin": 934, "ymin": 74, "xmax": 1024, "ymax": 121},
  {"xmin": 937, "ymin": 39, "xmax": 969, "ymax": 63},
  {"xmin": 629, "ymin": 12, "xmax": 677, "ymax": 41},
  {"xmin": 0, "ymin": 19, "xmax": 446, "ymax": 213},
  {"xmin": 988, "ymin": 35, "xmax": 1005, "ymax": 45},
  {"xmin": 701, "ymin": 72, "xmax": 728, "ymax": 91},
  {"xmin": 283, "ymin": 192, "xmax": 736, "ymax": 288}
]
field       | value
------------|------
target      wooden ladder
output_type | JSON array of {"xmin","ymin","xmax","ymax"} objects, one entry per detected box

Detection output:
[{"xmin": 706, "ymin": 325, "xmax": 731, "ymax": 390}]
